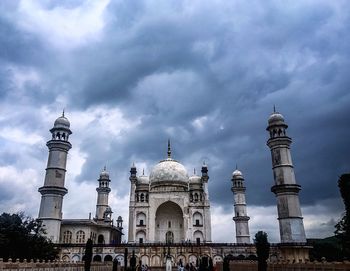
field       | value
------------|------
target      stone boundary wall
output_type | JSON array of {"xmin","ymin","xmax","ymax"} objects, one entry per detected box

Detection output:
[
  {"xmin": 0, "ymin": 259, "xmax": 112, "ymax": 271},
  {"xmin": 215, "ymin": 260, "xmax": 350, "ymax": 271}
]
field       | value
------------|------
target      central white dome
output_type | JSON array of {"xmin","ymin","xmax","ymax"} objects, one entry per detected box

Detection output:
[{"xmin": 149, "ymin": 158, "xmax": 189, "ymax": 185}]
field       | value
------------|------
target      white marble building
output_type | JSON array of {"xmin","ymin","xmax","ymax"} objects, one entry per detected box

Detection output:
[
  {"xmin": 128, "ymin": 141, "xmax": 212, "ymax": 244},
  {"xmin": 36, "ymin": 110, "xmax": 310, "ymax": 263}
]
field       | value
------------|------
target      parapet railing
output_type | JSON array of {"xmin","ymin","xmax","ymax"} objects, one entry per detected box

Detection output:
[{"xmin": 56, "ymin": 241, "xmax": 309, "ymax": 248}]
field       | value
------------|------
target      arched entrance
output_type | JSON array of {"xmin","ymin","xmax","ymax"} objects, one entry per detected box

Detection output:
[
  {"xmin": 93, "ymin": 255, "xmax": 102, "ymax": 262},
  {"xmin": 155, "ymin": 201, "xmax": 184, "ymax": 242}
]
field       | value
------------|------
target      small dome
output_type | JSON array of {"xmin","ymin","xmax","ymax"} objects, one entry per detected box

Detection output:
[
  {"xmin": 189, "ymin": 174, "xmax": 201, "ymax": 184},
  {"xmin": 268, "ymin": 112, "xmax": 285, "ymax": 126},
  {"xmin": 100, "ymin": 168, "xmax": 110, "ymax": 179},
  {"xmin": 150, "ymin": 159, "xmax": 189, "ymax": 185},
  {"xmin": 232, "ymin": 169, "xmax": 243, "ymax": 178},
  {"xmin": 54, "ymin": 115, "xmax": 70, "ymax": 129},
  {"xmin": 117, "ymin": 216, "xmax": 123, "ymax": 221},
  {"xmin": 138, "ymin": 174, "xmax": 149, "ymax": 184}
]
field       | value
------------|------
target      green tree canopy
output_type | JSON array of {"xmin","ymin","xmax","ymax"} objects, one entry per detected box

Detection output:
[
  {"xmin": 336, "ymin": 173, "xmax": 350, "ymax": 258},
  {"xmin": 0, "ymin": 212, "xmax": 58, "ymax": 261},
  {"xmin": 84, "ymin": 238, "xmax": 93, "ymax": 271},
  {"xmin": 254, "ymin": 231, "xmax": 270, "ymax": 271}
]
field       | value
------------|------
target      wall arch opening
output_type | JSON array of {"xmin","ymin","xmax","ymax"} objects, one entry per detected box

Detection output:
[{"xmin": 155, "ymin": 201, "xmax": 184, "ymax": 243}]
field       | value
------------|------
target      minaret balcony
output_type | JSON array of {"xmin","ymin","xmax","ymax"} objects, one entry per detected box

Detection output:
[
  {"xmin": 232, "ymin": 216, "xmax": 250, "ymax": 222},
  {"xmin": 96, "ymin": 187, "xmax": 111, "ymax": 193},
  {"xmin": 267, "ymin": 136, "xmax": 292, "ymax": 148},
  {"xmin": 271, "ymin": 184, "xmax": 301, "ymax": 194},
  {"xmin": 38, "ymin": 186, "xmax": 68, "ymax": 196}
]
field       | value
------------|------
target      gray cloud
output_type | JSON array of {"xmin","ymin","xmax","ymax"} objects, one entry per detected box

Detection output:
[{"xmin": 0, "ymin": 0, "xmax": 349, "ymax": 240}]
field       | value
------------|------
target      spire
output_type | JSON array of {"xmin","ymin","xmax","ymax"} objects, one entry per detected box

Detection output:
[
  {"xmin": 194, "ymin": 168, "xmax": 196, "ymax": 175},
  {"xmin": 104, "ymin": 165, "xmax": 106, "ymax": 171},
  {"xmin": 142, "ymin": 168, "xmax": 145, "ymax": 175},
  {"xmin": 167, "ymin": 139, "xmax": 171, "ymax": 158},
  {"xmin": 62, "ymin": 108, "xmax": 65, "ymax": 117},
  {"xmin": 273, "ymin": 104, "xmax": 276, "ymax": 113}
]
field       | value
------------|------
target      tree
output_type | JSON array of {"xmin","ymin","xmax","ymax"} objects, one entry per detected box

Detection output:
[
  {"xmin": 254, "ymin": 231, "xmax": 270, "ymax": 271},
  {"xmin": 84, "ymin": 238, "xmax": 93, "ymax": 271},
  {"xmin": 0, "ymin": 212, "xmax": 58, "ymax": 261},
  {"xmin": 336, "ymin": 173, "xmax": 350, "ymax": 258},
  {"xmin": 309, "ymin": 237, "xmax": 342, "ymax": 262},
  {"xmin": 130, "ymin": 250, "xmax": 136, "ymax": 271}
]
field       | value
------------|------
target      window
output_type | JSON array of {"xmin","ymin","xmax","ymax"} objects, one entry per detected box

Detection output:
[
  {"xmin": 139, "ymin": 238, "xmax": 143, "ymax": 244},
  {"xmin": 140, "ymin": 219, "xmax": 144, "ymax": 226},
  {"xmin": 76, "ymin": 230, "xmax": 85, "ymax": 243},
  {"xmin": 196, "ymin": 238, "xmax": 200, "ymax": 245},
  {"xmin": 98, "ymin": 234, "xmax": 104, "ymax": 244},
  {"xmin": 63, "ymin": 231, "xmax": 72, "ymax": 243},
  {"xmin": 168, "ymin": 221, "xmax": 171, "ymax": 228},
  {"xmin": 195, "ymin": 219, "xmax": 200, "ymax": 226}
]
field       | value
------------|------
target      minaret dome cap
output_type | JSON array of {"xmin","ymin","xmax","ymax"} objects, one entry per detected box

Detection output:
[
  {"xmin": 54, "ymin": 114, "xmax": 70, "ymax": 129},
  {"xmin": 268, "ymin": 111, "xmax": 285, "ymax": 126},
  {"xmin": 232, "ymin": 169, "xmax": 243, "ymax": 178},
  {"xmin": 100, "ymin": 167, "xmax": 110, "ymax": 179}
]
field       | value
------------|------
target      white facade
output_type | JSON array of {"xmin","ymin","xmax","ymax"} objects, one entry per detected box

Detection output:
[{"xmin": 128, "ymin": 142, "xmax": 212, "ymax": 244}]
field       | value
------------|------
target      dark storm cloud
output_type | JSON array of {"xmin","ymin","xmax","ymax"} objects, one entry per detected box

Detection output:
[
  {"xmin": 0, "ymin": 0, "xmax": 349, "ymax": 235},
  {"xmin": 74, "ymin": 0, "xmax": 349, "ymax": 211}
]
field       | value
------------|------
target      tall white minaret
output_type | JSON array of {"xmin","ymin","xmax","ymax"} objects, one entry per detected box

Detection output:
[
  {"xmin": 95, "ymin": 167, "xmax": 112, "ymax": 223},
  {"xmin": 201, "ymin": 162, "xmax": 212, "ymax": 242},
  {"xmin": 231, "ymin": 169, "xmax": 250, "ymax": 244},
  {"xmin": 266, "ymin": 109, "xmax": 306, "ymax": 243},
  {"xmin": 38, "ymin": 112, "xmax": 72, "ymax": 243},
  {"xmin": 128, "ymin": 163, "xmax": 137, "ymax": 243}
]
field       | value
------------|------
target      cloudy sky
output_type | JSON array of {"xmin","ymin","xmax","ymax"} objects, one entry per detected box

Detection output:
[{"xmin": 0, "ymin": 0, "xmax": 349, "ymax": 243}]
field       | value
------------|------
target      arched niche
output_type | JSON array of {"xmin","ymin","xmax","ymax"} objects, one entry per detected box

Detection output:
[{"xmin": 155, "ymin": 201, "xmax": 184, "ymax": 243}]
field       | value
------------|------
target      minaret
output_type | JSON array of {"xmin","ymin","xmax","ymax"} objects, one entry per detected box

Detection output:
[
  {"xmin": 231, "ymin": 169, "xmax": 250, "ymax": 244},
  {"xmin": 201, "ymin": 162, "xmax": 212, "ymax": 242},
  {"xmin": 128, "ymin": 163, "xmax": 137, "ymax": 243},
  {"xmin": 38, "ymin": 112, "xmax": 72, "ymax": 243},
  {"xmin": 95, "ymin": 167, "xmax": 112, "ymax": 222},
  {"xmin": 266, "ymin": 109, "xmax": 306, "ymax": 243}
]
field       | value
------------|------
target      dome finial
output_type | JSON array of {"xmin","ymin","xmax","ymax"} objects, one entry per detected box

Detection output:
[
  {"xmin": 194, "ymin": 168, "xmax": 196, "ymax": 175},
  {"xmin": 236, "ymin": 163, "xmax": 238, "ymax": 170},
  {"xmin": 273, "ymin": 104, "xmax": 276, "ymax": 113},
  {"xmin": 167, "ymin": 139, "xmax": 171, "ymax": 158},
  {"xmin": 142, "ymin": 168, "xmax": 145, "ymax": 175},
  {"xmin": 104, "ymin": 165, "xmax": 106, "ymax": 171}
]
